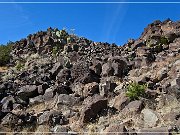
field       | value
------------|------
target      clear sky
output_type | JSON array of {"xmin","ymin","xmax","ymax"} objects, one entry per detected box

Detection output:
[{"xmin": 0, "ymin": 0, "xmax": 180, "ymax": 45}]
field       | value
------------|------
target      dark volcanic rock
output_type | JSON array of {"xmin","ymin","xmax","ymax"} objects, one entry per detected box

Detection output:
[
  {"xmin": 51, "ymin": 62, "xmax": 63, "ymax": 79},
  {"xmin": 56, "ymin": 94, "xmax": 81, "ymax": 108},
  {"xmin": 113, "ymin": 92, "xmax": 130, "ymax": 111},
  {"xmin": 1, "ymin": 113, "xmax": 19, "ymax": 128},
  {"xmin": 38, "ymin": 110, "xmax": 67, "ymax": 126},
  {"xmin": 79, "ymin": 94, "xmax": 107, "ymax": 123},
  {"xmin": 122, "ymin": 100, "xmax": 144, "ymax": 114},
  {"xmin": 1, "ymin": 96, "xmax": 15, "ymax": 112},
  {"xmin": 16, "ymin": 85, "xmax": 38, "ymax": 101},
  {"xmin": 1, "ymin": 19, "xmax": 180, "ymax": 132}
]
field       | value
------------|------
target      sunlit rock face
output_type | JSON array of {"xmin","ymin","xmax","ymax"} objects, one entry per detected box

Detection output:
[{"xmin": 0, "ymin": 19, "xmax": 180, "ymax": 134}]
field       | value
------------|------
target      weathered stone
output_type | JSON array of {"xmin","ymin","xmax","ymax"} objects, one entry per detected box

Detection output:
[
  {"xmin": 169, "ymin": 40, "xmax": 180, "ymax": 52},
  {"xmin": 51, "ymin": 62, "xmax": 63, "ymax": 79},
  {"xmin": 79, "ymin": 94, "xmax": 107, "ymax": 123},
  {"xmin": 56, "ymin": 94, "xmax": 81, "ymax": 108},
  {"xmin": 122, "ymin": 100, "xmax": 144, "ymax": 114},
  {"xmin": 71, "ymin": 62, "xmax": 99, "ymax": 84},
  {"xmin": 0, "ymin": 83, "xmax": 6, "ymax": 93},
  {"xmin": 72, "ymin": 82, "xmax": 99, "ymax": 97},
  {"xmin": 13, "ymin": 103, "xmax": 23, "ymax": 110},
  {"xmin": 101, "ymin": 62, "xmax": 114, "ymax": 77},
  {"xmin": 1, "ymin": 96, "xmax": 15, "ymax": 112},
  {"xmin": 29, "ymin": 95, "xmax": 44, "ymax": 105},
  {"xmin": 43, "ymin": 87, "xmax": 56, "ymax": 101},
  {"xmin": 91, "ymin": 62, "xmax": 102, "ymax": 75},
  {"xmin": 101, "ymin": 58, "xmax": 127, "ymax": 78},
  {"xmin": 99, "ymin": 81, "xmax": 117, "ymax": 96},
  {"xmin": 75, "ymin": 71, "xmax": 100, "ymax": 84},
  {"xmin": 104, "ymin": 124, "xmax": 128, "ymax": 135},
  {"xmin": 83, "ymin": 82, "xmax": 99, "ymax": 96},
  {"xmin": 156, "ymin": 68, "xmax": 167, "ymax": 81},
  {"xmin": 17, "ymin": 85, "xmax": 38, "ymax": 101},
  {"xmin": 56, "ymin": 68, "xmax": 71, "ymax": 83},
  {"xmin": 38, "ymin": 110, "xmax": 66, "ymax": 125},
  {"xmin": 171, "ymin": 77, "xmax": 180, "ymax": 88},
  {"xmin": 114, "ymin": 83, "xmax": 125, "ymax": 94},
  {"xmin": 113, "ymin": 92, "xmax": 130, "ymax": 111},
  {"xmin": 163, "ymin": 111, "xmax": 180, "ymax": 122},
  {"xmin": 51, "ymin": 125, "xmax": 69, "ymax": 133},
  {"xmin": 141, "ymin": 109, "xmax": 159, "ymax": 127},
  {"xmin": 136, "ymin": 47, "xmax": 147, "ymax": 57},
  {"xmin": 1, "ymin": 113, "xmax": 19, "ymax": 127},
  {"xmin": 37, "ymin": 83, "xmax": 49, "ymax": 95}
]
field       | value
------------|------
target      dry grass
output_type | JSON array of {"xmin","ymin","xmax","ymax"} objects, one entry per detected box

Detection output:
[
  {"xmin": 26, "ymin": 102, "xmax": 47, "ymax": 114},
  {"xmin": 156, "ymin": 94, "xmax": 180, "ymax": 127},
  {"xmin": 34, "ymin": 125, "xmax": 51, "ymax": 135},
  {"xmin": 0, "ymin": 66, "xmax": 8, "ymax": 72}
]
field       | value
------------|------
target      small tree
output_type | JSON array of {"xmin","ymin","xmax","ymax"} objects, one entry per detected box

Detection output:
[{"xmin": 0, "ymin": 42, "xmax": 13, "ymax": 66}]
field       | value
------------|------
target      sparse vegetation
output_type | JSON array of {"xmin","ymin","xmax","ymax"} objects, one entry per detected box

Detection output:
[
  {"xmin": 15, "ymin": 61, "xmax": 25, "ymax": 71},
  {"xmin": 52, "ymin": 46, "xmax": 59, "ymax": 56},
  {"xmin": 67, "ymin": 36, "xmax": 74, "ymax": 43},
  {"xmin": 146, "ymin": 36, "xmax": 169, "ymax": 49},
  {"xmin": 160, "ymin": 36, "xmax": 169, "ymax": 45},
  {"xmin": 126, "ymin": 82, "xmax": 147, "ymax": 100},
  {"xmin": 0, "ymin": 42, "xmax": 13, "ymax": 66}
]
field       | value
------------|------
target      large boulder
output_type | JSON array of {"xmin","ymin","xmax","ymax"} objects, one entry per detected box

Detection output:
[
  {"xmin": 101, "ymin": 62, "xmax": 114, "ymax": 77},
  {"xmin": 141, "ymin": 109, "xmax": 159, "ymax": 128},
  {"xmin": 37, "ymin": 83, "xmax": 49, "ymax": 95},
  {"xmin": 29, "ymin": 95, "xmax": 44, "ymax": 105},
  {"xmin": 99, "ymin": 81, "xmax": 117, "ymax": 97},
  {"xmin": 71, "ymin": 62, "xmax": 99, "ymax": 84},
  {"xmin": 122, "ymin": 100, "xmax": 144, "ymax": 114},
  {"xmin": 1, "ymin": 113, "xmax": 20, "ymax": 128},
  {"xmin": 72, "ymin": 82, "xmax": 99, "ymax": 97},
  {"xmin": 38, "ymin": 110, "xmax": 67, "ymax": 126},
  {"xmin": 16, "ymin": 85, "xmax": 38, "ymax": 101},
  {"xmin": 56, "ymin": 94, "xmax": 81, "ymax": 109},
  {"xmin": 79, "ymin": 95, "xmax": 108, "ymax": 123},
  {"xmin": 101, "ymin": 57, "xmax": 128, "ymax": 78},
  {"xmin": 1, "ymin": 96, "xmax": 15, "ymax": 112},
  {"xmin": 51, "ymin": 62, "xmax": 63, "ymax": 79},
  {"xmin": 113, "ymin": 92, "xmax": 130, "ymax": 111}
]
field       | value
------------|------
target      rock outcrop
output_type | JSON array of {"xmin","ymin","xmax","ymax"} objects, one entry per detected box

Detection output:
[{"xmin": 0, "ymin": 19, "xmax": 180, "ymax": 134}]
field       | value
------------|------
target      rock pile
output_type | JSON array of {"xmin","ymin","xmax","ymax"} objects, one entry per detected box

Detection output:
[{"xmin": 0, "ymin": 19, "xmax": 180, "ymax": 134}]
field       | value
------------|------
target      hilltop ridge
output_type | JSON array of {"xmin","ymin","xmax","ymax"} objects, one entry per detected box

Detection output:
[{"xmin": 0, "ymin": 19, "xmax": 180, "ymax": 134}]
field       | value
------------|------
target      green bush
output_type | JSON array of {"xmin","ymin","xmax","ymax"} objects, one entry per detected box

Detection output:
[
  {"xmin": 52, "ymin": 46, "xmax": 59, "ymax": 56},
  {"xmin": 126, "ymin": 82, "xmax": 147, "ymax": 100},
  {"xmin": 0, "ymin": 42, "xmax": 13, "ymax": 66},
  {"xmin": 160, "ymin": 36, "xmax": 169, "ymax": 45},
  {"xmin": 15, "ymin": 62, "xmax": 24, "ymax": 71}
]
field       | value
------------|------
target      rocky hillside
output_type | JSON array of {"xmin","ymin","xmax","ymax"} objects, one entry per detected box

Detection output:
[{"xmin": 0, "ymin": 19, "xmax": 180, "ymax": 134}]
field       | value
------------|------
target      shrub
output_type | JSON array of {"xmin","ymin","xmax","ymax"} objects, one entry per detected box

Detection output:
[
  {"xmin": 146, "ymin": 36, "xmax": 169, "ymax": 48},
  {"xmin": 52, "ymin": 46, "xmax": 58, "ymax": 56},
  {"xmin": 126, "ymin": 82, "xmax": 147, "ymax": 100},
  {"xmin": 160, "ymin": 36, "xmax": 169, "ymax": 45},
  {"xmin": 15, "ymin": 62, "xmax": 24, "ymax": 71},
  {"xmin": 0, "ymin": 42, "xmax": 13, "ymax": 66}
]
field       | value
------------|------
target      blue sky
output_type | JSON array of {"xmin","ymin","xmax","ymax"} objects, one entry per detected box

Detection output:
[{"xmin": 0, "ymin": 0, "xmax": 180, "ymax": 45}]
